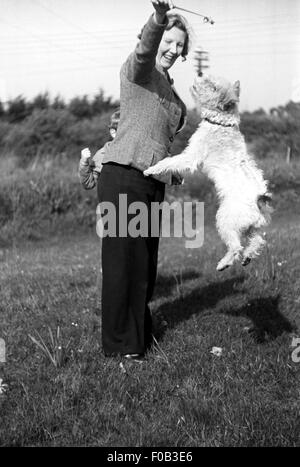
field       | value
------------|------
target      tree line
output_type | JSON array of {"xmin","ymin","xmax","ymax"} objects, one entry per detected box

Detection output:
[
  {"xmin": 0, "ymin": 89, "xmax": 116, "ymax": 123},
  {"xmin": 0, "ymin": 91, "xmax": 299, "ymax": 166}
]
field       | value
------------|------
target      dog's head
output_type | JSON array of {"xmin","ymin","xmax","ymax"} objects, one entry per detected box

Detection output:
[{"xmin": 191, "ymin": 75, "xmax": 240, "ymax": 115}]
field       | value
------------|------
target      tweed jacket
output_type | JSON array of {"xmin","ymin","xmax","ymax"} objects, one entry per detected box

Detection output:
[{"xmin": 101, "ymin": 14, "xmax": 187, "ymax": 185}]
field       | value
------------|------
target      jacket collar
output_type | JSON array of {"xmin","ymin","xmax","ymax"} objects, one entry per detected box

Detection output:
[
  {"xmin": 156, "ymin": 63, "xmax": 181, "ymax": 96},
  {"xmin": 156, "ymin": 62, "xmax": 172, "ymax": 82},
  {"xmin": 155, "ymin": 63, "xmax": 186, "ymax": 115}
]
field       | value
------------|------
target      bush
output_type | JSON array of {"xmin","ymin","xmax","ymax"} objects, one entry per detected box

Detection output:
[
  {"xmin": 6, "ymin": 96, "xmax": 31, "ymax": 123},
  {"xmin": 0, "ymin": 121, "xmax": 12, "ymax": 147},
  {"xmin": 0, "ymin": 160, "xmax": 98, "ymax": 244},
  {"xmin": 240, "ymin": 102, "xmax": 300, "ymax": 159},
  {"xmin": 2, "ymin": 107, "xmax": 118, "ymax": 166},
  {"xmin": 66, "ymin": 110, "xmax": 114, "ymax": 155},
  {"xmin": 69, "ymin": 95, "xmax": 93, "ymax": 119},
  {"xmin": 0, "ymin": 101, "xmax": 5, "ymax": 119},
  {"xmin": 31, "ymin": 92, "xmax": 51, "ymax": 111},
  {"xmin": 3, "ymin": 108, "xmax": 77, "ymax": 165}
]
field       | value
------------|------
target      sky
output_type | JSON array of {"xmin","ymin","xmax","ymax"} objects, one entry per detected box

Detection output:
[{"xmin": 0, "ymin": 0, "xmax": 300, "ymax": 111}]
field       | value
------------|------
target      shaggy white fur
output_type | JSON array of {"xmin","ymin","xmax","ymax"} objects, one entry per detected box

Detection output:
[{"xmin": 144, "ymin": 75, "xmax": 273, "ymax": 270}]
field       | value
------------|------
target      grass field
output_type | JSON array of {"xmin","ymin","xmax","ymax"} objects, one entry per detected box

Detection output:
[{"xmin": 0, "ymin": 206, "xmax": 299, "ymax": 446}]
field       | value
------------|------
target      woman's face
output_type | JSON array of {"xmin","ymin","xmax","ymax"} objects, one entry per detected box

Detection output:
[{"xmin": 156, "ymin": 26, "xmax": 187, "ymax": 71}]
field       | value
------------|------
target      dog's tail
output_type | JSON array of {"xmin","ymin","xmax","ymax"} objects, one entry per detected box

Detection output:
[{"xmin": 257, "ymin": 192, "xmax": 273, "ymax": 223}]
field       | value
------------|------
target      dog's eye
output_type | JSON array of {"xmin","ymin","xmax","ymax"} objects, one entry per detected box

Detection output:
[{"xmin": 224, "ymin": 101, "xmax": 235, "ymax": 111}]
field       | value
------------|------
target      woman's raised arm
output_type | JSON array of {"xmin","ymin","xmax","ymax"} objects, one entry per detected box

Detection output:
[{"xmin": 125, "ymin": 0, "xmax": 174, "ymax": 83}]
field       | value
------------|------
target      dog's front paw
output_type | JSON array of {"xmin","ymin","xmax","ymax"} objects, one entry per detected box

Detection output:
[
  {"xmin": 144, "ymin": 164, "xmax": 165, "ymax": 177},
  {"xmin": 144, "ymin": 158, "xmax": 173, "ymax": 177},
  {"xmin": 143, "ymin": 167, "xmax": 155, "ymax": 177}
]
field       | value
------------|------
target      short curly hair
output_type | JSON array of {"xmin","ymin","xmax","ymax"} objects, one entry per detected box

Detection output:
[{"xmin": 138, "ymin": 13, "xmax": 192, "ymax": 60}]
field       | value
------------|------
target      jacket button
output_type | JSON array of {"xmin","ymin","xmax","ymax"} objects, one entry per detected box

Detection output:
[{"xmin": 169, "ymin": 136, "xmax": 174, "ymax": 142}]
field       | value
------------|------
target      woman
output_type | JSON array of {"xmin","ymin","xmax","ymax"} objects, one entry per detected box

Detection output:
[{"xmin": 97, "ymin": 0, "xmax": 191, "ymax": 361}]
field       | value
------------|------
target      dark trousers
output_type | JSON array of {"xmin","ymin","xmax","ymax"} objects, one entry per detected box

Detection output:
[{"xmin": 97, "ymin": 163, "xmax": 165, "ymax": 356}]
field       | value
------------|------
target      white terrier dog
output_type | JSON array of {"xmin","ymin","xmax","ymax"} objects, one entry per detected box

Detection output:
[{"xmin": 144, "ymin": 75, "xmax": 273, "ymax": 271}]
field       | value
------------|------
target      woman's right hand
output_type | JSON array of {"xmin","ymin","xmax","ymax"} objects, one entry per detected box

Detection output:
[{"xmin": 151, "ymin": 0, "xmax": 174, "ymax": 23}]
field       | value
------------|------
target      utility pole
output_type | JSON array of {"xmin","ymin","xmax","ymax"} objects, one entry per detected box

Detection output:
[{"xmin": 193, "ymin": 48, "xmax": 209, "ymax": 77}]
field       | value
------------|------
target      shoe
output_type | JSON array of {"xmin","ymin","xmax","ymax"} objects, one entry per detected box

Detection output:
[{"xmin": 123, "ymin": 353, "xmax": 145, "ymax": 363}]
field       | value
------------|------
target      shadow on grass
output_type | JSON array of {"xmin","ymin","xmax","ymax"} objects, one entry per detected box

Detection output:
[
  {"xmin": 154, "ymin": 269, "xmax": 201, "ymax": 298},
  {"xmin": 154, "ymin": 278, "xmax": 294, "ymax": 343},
  {"xmin": 153, "ymin": 275, "xmax": 246, "ymax": 339},
  {"xmin": 225, "ymin": 295, "xmax": 295, "ymax": 343}
]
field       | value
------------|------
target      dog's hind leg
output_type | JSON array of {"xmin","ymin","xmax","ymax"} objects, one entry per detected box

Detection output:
[
  {"xmin": 216, "ymin": 227, "xmax": 243, "ymax": 271},
  {"xmin": 242, "ymin": 232, "xmax": 266, "ymax": 266}
]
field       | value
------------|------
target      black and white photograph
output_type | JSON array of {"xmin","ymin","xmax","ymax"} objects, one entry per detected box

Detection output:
[{"xmin": 0, "ymin": 0, "xmax": 299, "ymax": 450}]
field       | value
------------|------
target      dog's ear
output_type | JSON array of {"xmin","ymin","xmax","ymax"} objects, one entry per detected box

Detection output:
[{"xmin": 233, "ymin": 80, "xmax": 240, "ymax": 97}]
